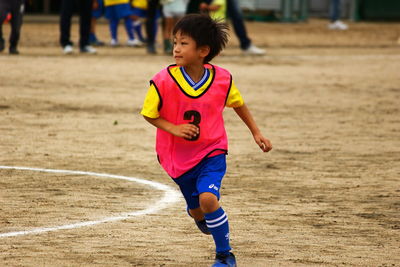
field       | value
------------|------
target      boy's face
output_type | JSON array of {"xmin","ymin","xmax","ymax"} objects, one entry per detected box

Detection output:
[{"xmin": 173, "ymin": 31, "xmax": 209, "ymax": 67}]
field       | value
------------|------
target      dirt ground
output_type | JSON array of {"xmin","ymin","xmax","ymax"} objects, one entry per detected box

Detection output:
[{"xmin": 1, "ymin": 17, "xmax": 400, "ymax": 266}]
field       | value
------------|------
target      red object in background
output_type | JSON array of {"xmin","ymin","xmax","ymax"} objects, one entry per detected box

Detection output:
[{"xmin": 4, "ymin": 13, "xmax": 12, "ymax": 24}]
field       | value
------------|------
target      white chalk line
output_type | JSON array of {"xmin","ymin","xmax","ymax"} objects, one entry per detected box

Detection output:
[{"xmin": 0, "ymin": 166, "xmax": 181, "ymax": 238}]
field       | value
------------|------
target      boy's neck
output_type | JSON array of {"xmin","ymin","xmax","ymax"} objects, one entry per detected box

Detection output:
[{"xmin": 182, "ymin": 64, "xmax": 206, "ymax": 84}]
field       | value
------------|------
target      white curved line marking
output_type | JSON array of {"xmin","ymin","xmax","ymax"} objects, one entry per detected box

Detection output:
[{"xmin": 0, "ymin": 166, "xmax": 181, "ymax": 238}]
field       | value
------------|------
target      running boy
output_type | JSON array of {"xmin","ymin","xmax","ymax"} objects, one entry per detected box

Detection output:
[{"xmin": 141, "ymin": 14, "xmax": 272, "ymax": 267}]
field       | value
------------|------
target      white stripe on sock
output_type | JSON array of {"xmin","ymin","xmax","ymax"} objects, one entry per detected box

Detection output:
[
  {"xmin": 206, "ymin": 212, "xmax": 226, "ymax": 224},
  {"xmin": 207, "ymin": 217, "xmax": 228, "ymax": 228}
]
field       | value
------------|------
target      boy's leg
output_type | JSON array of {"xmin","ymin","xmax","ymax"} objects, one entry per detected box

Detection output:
[
  {"xmin": 162, "ymin": 17, "xmax": 173, "ymax": 54},
  {"xmin": 109, "ymin": 18, "xmax": 119, "ymax": 43},
  {"xmin": 172, "ymin": 165, "xmax": 210, "ymax": 235},
  {"xmin": 90, "ymin": 18, "xmax": 97, "ymax": 43},
  {"xmin": 200, "ymin": 192, "xmax": 236, "ymax": 266},
  {"xmin": 132, "ymin": 19, "xmax": 145, "ymax": 42},
  {"xmin": 123, "ymin": 17, "xmax": 134, "ymax": 41},
  {"xmin": 200, "ymin": 192, "xmax": 231, "ymax": 254},
  {"xmin": 187, "ymin": 207, "xmax": 210, "ymax": 235},
  {"xmin": 196, "ymin": 154, "xmax": 235, "ymax": 265},
  {"xmin": 90, "ymin": 0, "xmax": 105, "ymax": 45}
]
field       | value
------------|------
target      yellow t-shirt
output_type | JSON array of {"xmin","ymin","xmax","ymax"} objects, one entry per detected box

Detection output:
[
  {"xmin": 210, "ymin": 0, "xmax": 226, "ymax": 21},
  {"xmin": 141, "ymin": 66, "xmax": 244, "ymax": 119},
  {"xmin": 104, "ymin": 0, "xmax": 130, "ymax": 6},
  {"xmin": 131, "ymin": 0, "xmax": 147, "ymax": 9}
]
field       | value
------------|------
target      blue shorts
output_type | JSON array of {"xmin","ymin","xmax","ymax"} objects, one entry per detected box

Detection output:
[
  {"xmin": 131, "ymin": 7, "xmax": 147, "ymax": 18},
  {"xmin": 105, "ymin": 4, "xmax": 133, "ymax": 20},
  {"xmin": 172, "ymin": 154, "xmax": 227, "ymax": 210}
]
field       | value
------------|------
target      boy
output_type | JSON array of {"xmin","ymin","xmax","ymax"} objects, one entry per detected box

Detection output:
[{"xmin": 141, "ymin": 14, "xmax": 272, "ymax": 267}]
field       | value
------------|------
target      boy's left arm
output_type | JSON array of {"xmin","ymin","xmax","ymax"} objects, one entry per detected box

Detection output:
[{"xmin": 233, "ymin": 104, "xmax": 272, "ymax": 153}]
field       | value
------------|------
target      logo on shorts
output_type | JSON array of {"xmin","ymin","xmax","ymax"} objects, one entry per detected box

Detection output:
[{"xmin": 208, "ymin": 184, "xmax": 219, "ymax": 191}]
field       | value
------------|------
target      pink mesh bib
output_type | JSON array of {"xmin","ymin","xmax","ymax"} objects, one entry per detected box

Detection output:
[{"xmin": 151, "ymin": 64, "xmax": 232, "ymax": 178}]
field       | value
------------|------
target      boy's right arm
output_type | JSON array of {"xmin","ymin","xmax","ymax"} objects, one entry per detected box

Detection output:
[
  {"xmin": 141, "ymin": 83, "xmax": 199, "ymax": 139},
  {"xmin": 143, "ymin": 116, "xmax": 199, "ymax": 140}
]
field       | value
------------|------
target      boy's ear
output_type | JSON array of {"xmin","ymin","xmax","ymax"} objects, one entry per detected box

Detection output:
[{"xmin": 198, "ymin": 45, "xmax": 210, "ymax": 58}]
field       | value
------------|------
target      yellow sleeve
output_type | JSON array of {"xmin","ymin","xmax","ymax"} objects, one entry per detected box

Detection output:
[
  {"xmin": 226, "ymin": 80, "xmax": 244, "ymax": 108},
  {"xmin": 140, "ymin": 84, "xmax": 160, "ymax": 118},
  {"xmin": 104, "ymin": 0, "xmax": 130, "ymax": 6}
]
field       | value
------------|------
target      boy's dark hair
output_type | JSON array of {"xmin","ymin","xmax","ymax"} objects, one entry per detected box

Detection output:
[{"xmin": 172, "ymin": 14, "xmax": 229, "ymax": 63}]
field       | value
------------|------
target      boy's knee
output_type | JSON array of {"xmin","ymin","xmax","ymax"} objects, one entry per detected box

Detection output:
[{"xmin": 199, "ymin": 192, "xmax": 219, "ymax": 213}]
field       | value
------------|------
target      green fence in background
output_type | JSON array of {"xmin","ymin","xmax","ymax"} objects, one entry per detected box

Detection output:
[{"xmin": 356, "ymin": 0, "xmax": 400, "ymax": 21}]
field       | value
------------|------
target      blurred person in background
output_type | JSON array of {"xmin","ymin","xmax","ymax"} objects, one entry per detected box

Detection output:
[
  {"xmin": 90, "ymin": 0, "xmax": 106, "ymax": 46},
  {"xmin": 145, "ymin": 0, "xmax": 163, "ymax": 54},
  {"xmin": 197, "ymin": 0, "xmax": 266, "ymax": 55},
  {"xmin": 130, "ymin": 0, "xmax": 149, "ymax": 46},
  {"xmin": 328, "ymin": 0, "xmax": 348, "ymax": 30},
  {"xmin": 104, "ymin": 0, "xmax": 136, "ymax": 47},
  {"xmin": 0, "ymin": 0, "xmax": 25, "ymax": 55},
  {"xmin": 161, "ymin": 0, "xmax": 188, "ymax": 54},
  {"xmin": 60, "ymin": 0, "xmax": 97, "ymax": 54},
  {"xmin": 199, "ymin": 0, "xmax": 226, "ymax": 21}
]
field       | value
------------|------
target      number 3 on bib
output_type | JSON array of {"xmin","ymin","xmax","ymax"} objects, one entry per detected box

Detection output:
[{"xmin": 184, "ymin": 110, "xmax": 201, "ymax": 141}]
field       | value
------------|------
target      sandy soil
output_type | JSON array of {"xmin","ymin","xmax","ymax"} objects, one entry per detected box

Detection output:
[{"xmin": 0, "ymin": 17, "xmax": 400, "ymax": 266}]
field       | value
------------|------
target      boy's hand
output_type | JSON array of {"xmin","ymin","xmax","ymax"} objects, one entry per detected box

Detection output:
[
  {"xmin": 254, "ymin": 134, "xmax": 272, "ymax": 152},
  {"xmin": 173, "ymin": 124, "xmax": 200, "ymax": 140}
]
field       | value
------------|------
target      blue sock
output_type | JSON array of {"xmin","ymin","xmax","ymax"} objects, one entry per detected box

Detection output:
[
  {"xmin": 89, "ymin": 33, "xmax": 97, "ymax": 42},
  {"xmin": 205, "ymin": 207, "xmax": 231, "ymax": 254},
  {"xmin": 124, "ymin": 17, "xmax": 134, "ymax": 40},
  {"xmin": 109, "ymin": 19, "xmax": 119, "ymax": 40}
]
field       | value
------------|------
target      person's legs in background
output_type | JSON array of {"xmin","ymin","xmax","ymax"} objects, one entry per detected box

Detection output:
[
  {"xmin": 145, "ymin": 0, "xmax": 160, "ymax": 54},
  {"xmin": 109, "ymin": 18, "xmax": 119, "ymax": 45},
  {"xmin": 331, "ymin": 0, "xmax": 340, "ymax": 22},
  {"xmin": 226, "ymin": 0, "xmax": 265, "ymax": 55},
  {"xmin": 328, "ymin": 0, "xmax": 348, "ymax": 30},
  {"xmin": 123, "ymin": 16, "xmax": 137, "ymax": 46},
  {"xmin": 78, "ymin": 0, "xmax": 96, "ymax": 52},
  {"xmin": 8, "ymin": 0, "xmax": 25, "ymax": 54},
  {"xmin": 132, "ymin": 18, "xmax": 145, "ymax": 43},
  {"xmin": 226, "ymin": 0, "xmax": 250, "ymax": 50},
  {"xmin": 90, "ymin": 0, "xmax": 105, "ymax": 46},
  {"xmin": 60, "ymin": 0, "xmax": 74, "ymax": 50}
]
